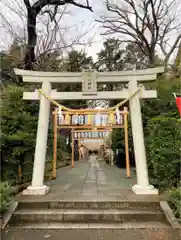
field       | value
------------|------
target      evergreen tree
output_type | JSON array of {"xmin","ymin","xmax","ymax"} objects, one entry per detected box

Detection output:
[
  {"xmin": 59, "ymin": 50, "xmax": 93, "ymax": 72},
  {"xmin": 95, "ymin": 38, "xmax": 124, "ymax": 72}
]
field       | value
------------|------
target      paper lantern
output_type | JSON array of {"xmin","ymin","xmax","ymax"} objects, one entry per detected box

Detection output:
[{"xmin": 65, "ymin": 114, "xmax": 70, "ymax": 124}]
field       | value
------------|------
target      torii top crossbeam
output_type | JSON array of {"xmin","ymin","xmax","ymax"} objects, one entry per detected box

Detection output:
[
  {"xmin": 14, "ymin": 67, "xmax": 163, "ymax": 82},
  {"xmin": 14, "ymin": 67, "xmax": 164, "ymax": 101}
]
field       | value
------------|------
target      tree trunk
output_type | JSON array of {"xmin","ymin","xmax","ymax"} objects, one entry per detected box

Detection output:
[
  {"xmin": 24, "ymin": 11, "xmax": 37, "ymax": 70},
  {"xmin": 174, "ymin": 42, "xmax": 181, "ymax": 77},
  {"xmin": 18, "ymin": 165, "xmax": 22, "ymax": 184},
  {"xmin": 148, "ymin": 50, "xmax": 156, "ymax": 68}
]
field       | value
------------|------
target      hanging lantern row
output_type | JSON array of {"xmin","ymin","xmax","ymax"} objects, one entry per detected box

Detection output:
[
  {"xmin": 73, "ymin": 131, "xmax": 109, "ymax": 139},
  {"xmin": 56, "ymin": 108, "xmax": 124, "ymax": 126}
]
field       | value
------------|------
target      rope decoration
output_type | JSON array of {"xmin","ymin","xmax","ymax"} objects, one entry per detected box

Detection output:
[
  {"xmin": 38, "ymin": 84, "xmax": 144, "ymax": 114},
  {"xmin": 38, "ymin": 89, "xmax": 70, "ymax": 111},
  {"xmin": 109, "ymin": 84, "xmax": 144, "ymax": 111}
]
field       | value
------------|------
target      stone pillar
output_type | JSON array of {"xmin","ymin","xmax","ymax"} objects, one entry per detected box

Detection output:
[
  {"xmin": 128, "ymin": 80, "xmax": 158, "ymax": 195},
  {"xmin": 23, "ymin": 81, "xmax": 51, "ymax": 195}
]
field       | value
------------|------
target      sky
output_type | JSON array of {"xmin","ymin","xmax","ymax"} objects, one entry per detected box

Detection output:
[
  {"xmin": 0, "ymin": 0, "xmax": 180, "ymax": 61},
  {"xmin": 0, "ymin": 0, "xmax": 107, "ymax": 61}
]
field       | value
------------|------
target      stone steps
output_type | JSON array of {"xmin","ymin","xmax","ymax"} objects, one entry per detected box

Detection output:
[
  {"xmin": 10, "ymin": 222, "xmax": 170, "ymax": 229},
  {"xmin": 18, "ymin": 201, "xmax": 161, "ymax": 211},
  {"xmin": 9, "ymin": 200, "xmax": 172, "ymax": 229},
  {"xmin": 11, "ymin": 208, "xmax": 167, "ymax": 224}
]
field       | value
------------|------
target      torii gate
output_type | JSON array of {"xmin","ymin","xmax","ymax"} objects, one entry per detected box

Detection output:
[
  {"xmin": 52, "ymin": 106, "xmax": 128, "ymax": 170},
  {"xmin": 72, "ymin": 129, "xmax": 109, "ymax": 159},
  {"xmin": 14, "ymin": 67, "xmax": 164, "ymax": 195},
  {"xmin": 72, "ymin": 129, "xmax": 110, "ymax": 149}
]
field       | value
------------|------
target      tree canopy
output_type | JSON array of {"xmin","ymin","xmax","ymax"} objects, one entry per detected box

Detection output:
[
  {"xmin": 19, "ymin": 0, "xmax": 92, "ymax": 69},
  {"xmin": 98, "ymin": 0, "xmax": 181, "ymax": 69}
]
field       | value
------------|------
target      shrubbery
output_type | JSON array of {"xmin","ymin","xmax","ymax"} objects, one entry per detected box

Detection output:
[
  {"xmin": 168, "ymin": 187, "xmax": 181, "ymax": 223},
  {"xmin": 0, "ymin": 182, "xmax": 15, "ymax": 214},
  {"xmin": 1, "ymin": 84, "xmax": 71, "ymax": 185},
  {"xmin": 1, "ymin": 85, "xmax": 38, "ymax": 184},
  {"xmin": 146, "ymin": 115, "xmax": 180, "ymax": 190}
]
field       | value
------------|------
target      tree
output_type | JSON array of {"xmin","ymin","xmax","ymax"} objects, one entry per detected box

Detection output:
[
  {"xmin": 122, "ymin": 42, "xmax": 162, "ymax": 70},
  {"xmin": 0, "ymin": 40, "xmax": 28, "ymax": 85},
  {"xmin": 34, "ymin": 50, "xmax": 62, "ymax": 71},
  {"xmin": 0, "ymin": 52, "xmax": 15, "ymax": 87},
  {"xmin": 23, "ymin": 0, "xmax": 92, "ymax": 69},
  {"xmin": 1, "ymin": 85, "xmax": 38, "ymax": 183},
  {"xmin": 95, "ymin": 38, "xmax": 124, "ymax": 72},
  {"xmin": 0, "ymin": 0, "xmax": 93, "ymax": 70},
  {"xmin": 98, "ymin": 0, "xmax": 181, "ymax": 68},
  {"xmin": 59, "ymin": 50, "xmax": 93, "ymax": 72},
  {"xmin": 96, "ymin": 39, "xmax": 162, "ymax": 71},
  {"xmin": 174, "ymin": 41, "xmax": 181, "ymax": 77}
]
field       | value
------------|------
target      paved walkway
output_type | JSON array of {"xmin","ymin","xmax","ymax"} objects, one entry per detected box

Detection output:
[
  {"xmin": 16, "ymin": 155, "xmax": 165, "ymax": 202},
  {"xmin": 3, "ymin": 228, "xmax": 180, "ymax": 240}
]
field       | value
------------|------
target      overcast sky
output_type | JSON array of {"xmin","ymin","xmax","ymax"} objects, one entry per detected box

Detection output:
[
  {"xmin": 0, "ymin": 0, "xmax": 180, "ymax": 61},
  {"xmin": 0, "ymin": 0, "xmax": 108, "ymax": 60}
]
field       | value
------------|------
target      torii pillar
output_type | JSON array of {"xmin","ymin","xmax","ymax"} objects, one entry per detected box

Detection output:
[
  {"xmin": 24, "ymin": 81, "xmax": 52, "ymax": 195},
  {"xmin": 129, "ymin": 80, "xmax": 157, "ymax": 194}
]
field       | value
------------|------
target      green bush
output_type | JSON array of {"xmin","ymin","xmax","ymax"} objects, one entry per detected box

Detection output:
[
  {"xmin": 1, "ymin": 85, "xmax": 72, "ymax": 185},
  {"xmin": 1, "ymin": 85, "xmax": 38, "ymax": 184},
  {"xmin": 111, "ymin": 117, "xmax": 134, "ymax": 154},
  {"xmin": 146, "ymin": 116, "xmax": 180, "ymax": 190},
  {"xmin": 168, "ymin": 187, "xmax": 181, "ymax": 223},
  {"xmin": 0, "ymin": 182, "xmax": 15, "ymax": 214}
]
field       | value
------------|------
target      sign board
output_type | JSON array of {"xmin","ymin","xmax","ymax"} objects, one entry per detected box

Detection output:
[{"xmin": 81, "ymin": 70, "xmax": 97, "ymax": 95}]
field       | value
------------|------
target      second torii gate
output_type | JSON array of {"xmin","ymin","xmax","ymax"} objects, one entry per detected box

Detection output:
[
  {"xmin": 73, "ymin": 129, "xmax": 109, "ymax": 153},
  {"xmin": 73, "ymin": 129, "xmax": 108, "ymax": 159},
  {"xmin": 52, "ymin": 106, "xmax": 129, "ymax": 172},
  {"xmin": 14, "ymin": 67, "xmax": 164, "ymax": 195}
]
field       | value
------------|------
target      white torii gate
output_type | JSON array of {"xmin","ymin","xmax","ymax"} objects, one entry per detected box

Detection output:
[{"xmin": 14, "ymin": 67, "xmax": 164, "ymax": 195}]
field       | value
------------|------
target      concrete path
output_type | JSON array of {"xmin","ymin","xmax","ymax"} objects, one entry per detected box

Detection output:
[
  {"xmin": 16, "ymin": 155, "xmax": 165, "ymax": 202},
  {"xmin": 3, "ymin": 228, "xmax": 180, "ymax": 240}
]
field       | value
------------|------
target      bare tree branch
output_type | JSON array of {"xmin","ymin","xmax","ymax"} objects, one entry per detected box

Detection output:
[
  {"xmin": 98, "ymin": 0, "xmax": 181, "ymax": 68},
  {"xmin": 33, "ymin": 0, "xmax": 92, "ymax": 14},
  {"xmin": 23, "ymin": 0, "xmax": 31, "ymax": 9},
  {"xmin": 0, "ymin": 0, "xmax": 94, "ymax": 70},
  {"xmin": 164, "ymin": 34, "xmax": 181, "ymax": 65},
  {"xmin": 1, "ymin": 0, "xmax": 93, "ymax": 69}
]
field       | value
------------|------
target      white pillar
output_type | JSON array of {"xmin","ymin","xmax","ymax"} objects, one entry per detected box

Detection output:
[
  {"xmin": 23, "ymin": 80, "xmax": 51, "ymax": 195},
  {"xmin": 128, "ymin": 80, "xmax": 158, "ymax": 195}
]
